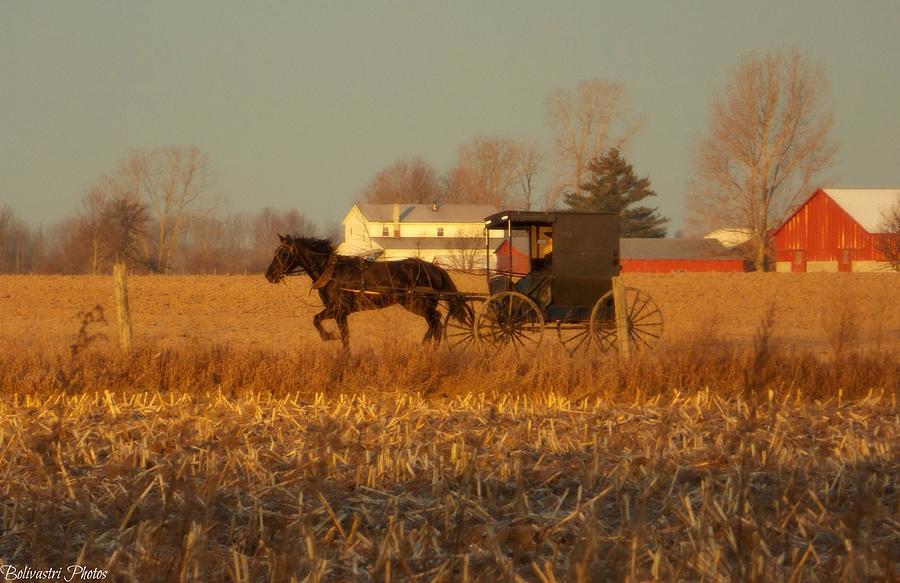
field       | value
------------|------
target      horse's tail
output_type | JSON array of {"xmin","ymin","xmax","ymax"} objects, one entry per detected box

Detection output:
[
  {"xmin": 447, "ymin": 292, "xmax": 474, "ymax": 327},
  {"xmin": 430, "ymin": 264, "xmax": 474, "ymax": 326}
]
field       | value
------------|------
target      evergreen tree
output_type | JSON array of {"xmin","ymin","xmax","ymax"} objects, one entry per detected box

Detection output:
[{"xmin": 564, "ymin": 148, "xmax": 669, "ymax": 237}]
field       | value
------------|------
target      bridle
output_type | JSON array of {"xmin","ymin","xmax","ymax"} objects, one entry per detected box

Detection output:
[
  {"xmin": 272, "ymin": 242, "xmax": 306, "ymax": 281},
  {"xmin": 272, "ymin": 240, "xmax": 336, "ymax": 283},
  {"xmin": 272, "ymin": 240, "xmax": 336, "ymax": 309}
]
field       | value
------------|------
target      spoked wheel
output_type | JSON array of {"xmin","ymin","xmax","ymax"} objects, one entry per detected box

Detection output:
[
  {"xmin": 556, "ymin": 322, "xmax": 593, "ymax": 356},
  {"xmin": 475, "ymin": 292, "xmax": 544, "ymax": 354},
  {"xmin": 441, "ymin": 297, "xmax": 482, "ymax": 351},
  {"xmin": 589, "ymin": 287, "xmax": 664, "ymax": 352}
]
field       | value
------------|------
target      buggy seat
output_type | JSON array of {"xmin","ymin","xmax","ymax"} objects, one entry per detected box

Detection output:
[{"xmin": 488, "ymin": 271, "xmax": 552, "ymax": 308}]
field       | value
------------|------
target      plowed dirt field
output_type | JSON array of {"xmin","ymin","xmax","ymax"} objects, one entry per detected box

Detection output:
[{"xmin": 2, "ymin": 272, "xmax": 896, "ymax": 353}]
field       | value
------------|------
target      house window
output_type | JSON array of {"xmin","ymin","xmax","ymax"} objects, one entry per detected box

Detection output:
[
  {"xmin": 437, "ymin": 227, "xmax": 444, "ymax": 237},
  {"xmin": 382, "ymin": 226, "xmax": 389, "ymax": 237}
]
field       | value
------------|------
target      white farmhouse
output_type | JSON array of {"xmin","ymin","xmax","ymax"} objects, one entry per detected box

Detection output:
[{"xmin": 337, "ymin": 202, "xmax": 497, "ymax": 268}]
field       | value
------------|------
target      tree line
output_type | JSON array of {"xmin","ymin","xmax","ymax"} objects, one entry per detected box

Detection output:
[{"xmin": 0, "ymin": 147, "xmax": 327, "ymax": 275}]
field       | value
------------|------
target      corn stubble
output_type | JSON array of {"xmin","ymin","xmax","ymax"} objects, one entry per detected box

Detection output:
[{"xmin": 0, "ymin": 329, "xmax": 897, "ymax": 581}]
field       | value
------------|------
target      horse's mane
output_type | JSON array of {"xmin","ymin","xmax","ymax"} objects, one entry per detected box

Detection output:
[{"xmin": 288, "ymin": 236, "xmax": 335, "ymax": 255}]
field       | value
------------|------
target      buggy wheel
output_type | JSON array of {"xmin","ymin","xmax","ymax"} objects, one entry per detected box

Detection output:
[
  {"xmin": 589, "ymin": 287, "xmax": 663, "ymax": 352},
  {"xmin": 475, "ymin": 292, "xmax": 544, "ymax": 354},
  {"xmin": 556, "ymin": 322, "xmax": 593, "ymax": 356},
  {"xmin": 441, "ymin": 297, "xmax": 482, "ymax": 351}
]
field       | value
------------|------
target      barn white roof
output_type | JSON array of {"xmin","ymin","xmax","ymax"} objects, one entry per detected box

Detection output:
[
  {"xmin": 704, "ymin": 228, "xmax": 752, "ymax": 248},
  {"xmin": 823, "ymin": 188, "xmax": 900, "ymax": 233}
]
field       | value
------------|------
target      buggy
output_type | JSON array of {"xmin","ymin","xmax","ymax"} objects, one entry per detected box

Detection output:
[{"xmin": 443, "ymin": 210, "xmax": 663, "ymax": 355}]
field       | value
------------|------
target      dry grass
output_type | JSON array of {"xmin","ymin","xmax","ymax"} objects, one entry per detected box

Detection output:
[
  {"xmin": 2, "ymin": 339, "xmax": 897, "ymax": 404},
  {"xmin": 0, "ymin": 274, "xmax": 898, "ymax": 580},
  {"xmin": 1, "ymin": 381, "xmax": 897, "ymax": 581}
]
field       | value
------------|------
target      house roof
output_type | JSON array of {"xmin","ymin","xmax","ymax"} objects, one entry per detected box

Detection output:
[
  {"xmin": 621, "ymin": 238, "xmax": 742, "ymax": 261},
  {"xmin": 822, "ymin": 188, "xmax": 900, "ymax": 233},
  {"xmin": 356, "ymin": 203, "xmax": 497, "ymax": 224}
]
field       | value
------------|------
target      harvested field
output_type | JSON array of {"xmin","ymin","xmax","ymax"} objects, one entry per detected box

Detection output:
[
  {"xmin": 1, "ymin": 273, "xmax": 898, "ymax": 353},
  {"xmin": 1, "ymin": 380, "xmax": 897, "ymax": 581},
  {"xmin": 0, "ymin": 273, "xmax": 897, "ymax": 580}
]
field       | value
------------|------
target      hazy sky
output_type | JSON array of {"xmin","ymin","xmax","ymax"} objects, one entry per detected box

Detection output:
[{"xmin": 2, "ymin": 1, "xmax": 899, "ymax": 233}]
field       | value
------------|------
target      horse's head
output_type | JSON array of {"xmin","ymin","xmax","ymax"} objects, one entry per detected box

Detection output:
[
  {"xmin": 265, "ymin": 234, "xmax": 303, "ymax": 283},
  {"xmin": 266, "ymin": 234, "xmax": 336, "ymax": 282}
]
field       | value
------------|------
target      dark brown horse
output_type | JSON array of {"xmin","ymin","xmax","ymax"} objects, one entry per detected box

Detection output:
[{"xmin": 265, "ymin": 235, "xmax": 471, "ymax": 347}]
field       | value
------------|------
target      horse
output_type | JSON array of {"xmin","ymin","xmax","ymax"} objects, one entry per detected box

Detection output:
[{"xmin": 265, "ymin": 235, "xmax": 472, "ymax": 348}]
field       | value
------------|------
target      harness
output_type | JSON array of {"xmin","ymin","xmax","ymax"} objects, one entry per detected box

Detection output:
[
  {"xmin": 278, "ymin": 241, "xmax": 438, "ymax": 301},
  {"xmin": 310, "ymin": 255, "xmax": 337, "ymax": 290}
]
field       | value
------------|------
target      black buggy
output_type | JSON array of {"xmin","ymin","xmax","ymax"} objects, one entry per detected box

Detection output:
[{"xmin": 443, "ymin": 210, "xmax": 663, "ymax": 355}]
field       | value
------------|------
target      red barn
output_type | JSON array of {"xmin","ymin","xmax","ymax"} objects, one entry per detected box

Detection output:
[
  {"xmin": 772, "ymin": 188, "xmax": 899, "ymax": 272},
  {"xmin": 493, "ymin": 239, "xmax": 531, "ymax": 274},
  {"xmin": 620, "ymin": 238, "xmax": 744, "ymax": 273}
]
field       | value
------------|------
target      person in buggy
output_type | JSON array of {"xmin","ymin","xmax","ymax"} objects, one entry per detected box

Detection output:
[{"xmin": 514, "ymin": 251, "xmax": 553, "ymax": 307}]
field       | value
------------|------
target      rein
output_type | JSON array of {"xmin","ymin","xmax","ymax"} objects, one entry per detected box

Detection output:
[{"xmin": 280, "ymin": 278, "xmax": 322, "ymax": 308}]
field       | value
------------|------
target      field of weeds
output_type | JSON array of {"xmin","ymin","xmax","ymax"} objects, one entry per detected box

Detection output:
[{"xmin": 0, "ymin": 273, "xmax": 898, "ymax": 580}]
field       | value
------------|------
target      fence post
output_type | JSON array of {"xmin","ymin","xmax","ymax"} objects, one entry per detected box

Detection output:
[
  {"xmin": 612, "ymin": 276, "xmax": 632, "ymax": 360},
  {"xmin": 113, "ymin": 263, "xmax": 133, "ymax": 352}
]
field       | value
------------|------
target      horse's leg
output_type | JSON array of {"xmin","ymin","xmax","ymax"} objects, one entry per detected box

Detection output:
[
  {"xmin": 336, "ymin": 313, "xmax": 350, "ymax": 348},
  {"xmin": 313, "ymin": 308, "xmax": 337, "ymax": 341}
]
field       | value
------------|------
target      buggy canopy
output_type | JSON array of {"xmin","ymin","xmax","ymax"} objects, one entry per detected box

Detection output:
[{"xmin": 484, "ymin": 210, "xmax": 556, "ymax": 228}]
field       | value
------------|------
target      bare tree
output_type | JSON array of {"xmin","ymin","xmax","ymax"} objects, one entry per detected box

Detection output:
[
  {"xmin": 0, "ymin": 204, "xmax": 16, "ymax": 270},
  {"xmin": 686, "ymin": 48, "xmax": 838, "ymax": 271},
  {"xmin": 37, "ymin": 216, "xmax": 81, "ymax": 274},
  {"xmin": 114, "ymin": 146, "xmax": 213, "ymax": 272},
  {"xmin": 321, "ymin": 218, "xmax": 343, "ymax": 246},
  {"xmin": 248, "ymin": 208, "xmax": 317, "ymax": 270},
  {"xmin": 445, "ymin": 226, "xmax": 486, "ymax": 271},
  {"xmin": 73, "ymin": 183, "xmax": 150, "ymax": 272},
  {"xmin": 0, "ymin": 204, "xmax": 30, "ymax": 273},
  {"xmin": 877, "ymin": 199, "xmax": 900, "ymax": 271},
  {"xmin": 78, "ymin": 184, "xmax": 111, "ymax": 273},
  {"xmin": 516, "ymin": 141, "xmax": 545, "ymax": 210},
  {"xmin": 445, "ymin": 136, "xmax": 523, "ymax": 208},
  {"xmin": 178, "ymin": 213, "xmax": 230, "ymax": 274},
  {"xmin": 546, "ymin": 80, "xmax": 640, "ymax": 206},
  {"xmin": 98, "ymin": 197, "xmax": 150, "ymax": 268},
  {"xmin": 166, "ymin": 208, "xmax": 317, "ymax": 274},
  {"xmin": 359, "ymin": 157, "xmax": 443, "ymax": 204}
]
